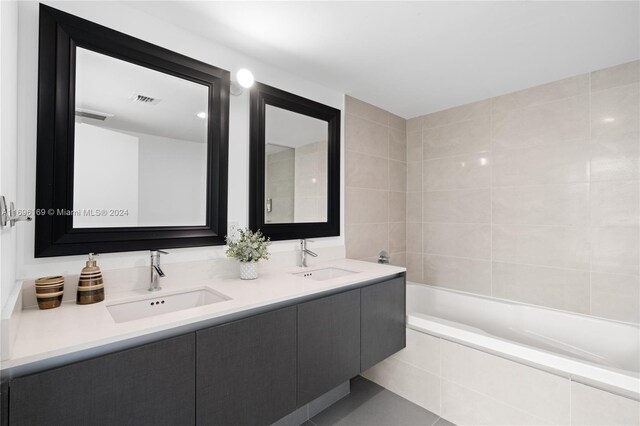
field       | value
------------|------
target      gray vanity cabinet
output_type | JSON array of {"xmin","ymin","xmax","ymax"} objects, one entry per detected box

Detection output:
[
  {"xmin": 1, "ymin": 383, "xmax": 7, "ymax": 426},
  {"xmin": 7, "ymin": 333, "xmax": 196, "ymax": 426},
  {"xmin": 196, "ymin": 306, "xmax": 297, "ymax": 426},
  {"xmin": 360, "ymin": 276, "xmax": 407, "ymax": 371},
  {"xmin": 297, "ymin": 289, "xmax": 361, "ymax": 406},
  {"xmin": 2, "ymin": 273, "xmax": 406, "ymax": 426}
]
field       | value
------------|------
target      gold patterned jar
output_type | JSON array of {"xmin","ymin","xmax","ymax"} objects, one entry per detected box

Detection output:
[
  {"xmin": 35, "ymin": 276, "xmax": 64, "ymax": 309},
  {"xmin": 77, "ymin": 253, "xmax": 105, "ymax": 305}
]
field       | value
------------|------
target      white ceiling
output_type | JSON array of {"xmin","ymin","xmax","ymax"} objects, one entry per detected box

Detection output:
[
  {"xmin": 76, "ymin": 47, "xmax": 208, "ymax": 142},
  {"xmin": 266, "ymin": 105, "xmax": 327, "ymax": 148},
  {"xmin": 129, "ymin": 1, "xmax": 640, "ymax": 118}
]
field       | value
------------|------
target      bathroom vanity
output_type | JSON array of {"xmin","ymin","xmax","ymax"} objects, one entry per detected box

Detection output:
[
  {"xmin": 1, "ymin": 6, "xmax": 405, "ymax": 426},
  {"xmin": 0, "ymin": 262, "xmax": 406, "ymax": 426}
]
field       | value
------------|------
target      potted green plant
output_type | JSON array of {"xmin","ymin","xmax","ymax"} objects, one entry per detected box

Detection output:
[{"xmin": 225, "ymin": 228, "xmax": 271, "ymax": 280}]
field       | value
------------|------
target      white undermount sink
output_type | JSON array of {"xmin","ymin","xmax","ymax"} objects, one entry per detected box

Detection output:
[
  {"xmin": 107, "ymin": 288, "xmax": 230, "ymax": 323},
  {"xmin": 293, "ymin": 267, "xmax": 358, "ymax": 281}
]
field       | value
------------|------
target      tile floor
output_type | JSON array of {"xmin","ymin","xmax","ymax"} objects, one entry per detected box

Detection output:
[{"xmin": 305, "ymin": 376, "xmax": 454, "ymax": 426}]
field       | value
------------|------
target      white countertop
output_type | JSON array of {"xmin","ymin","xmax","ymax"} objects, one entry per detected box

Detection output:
[{"xmin": 2, "ymin": 259, "xmax": 405, "ymax": 375}]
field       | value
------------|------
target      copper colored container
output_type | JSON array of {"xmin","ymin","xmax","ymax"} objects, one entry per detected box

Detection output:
[
  {"xmin": 77, "ymin": 253, "xmax": 104, "ymax": 305},
  {"xmin": 35, "ymin": 276, "xmax": 64, "ymax": 309}
]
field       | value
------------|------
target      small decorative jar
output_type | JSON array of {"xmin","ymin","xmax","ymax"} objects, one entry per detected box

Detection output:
[
  {"xmin": 77, "ymin": 253, "xmax": 105, "ymax": 305},
  {"xmin": 35, "ymin": 276, "xmax": 65, "ymax": 309},
  {"xmin": 239, "ymin": 261, "xmax": 259, "ymax": 280}
]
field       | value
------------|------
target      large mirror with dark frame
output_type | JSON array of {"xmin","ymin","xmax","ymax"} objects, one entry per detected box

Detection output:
[
  {"xmin": 249, "ymin": 83, "xmax": 341, "ymax": 240},
  {"xmin": 35, "ymin": 5, "xmax": 230, "ymax": 257}
]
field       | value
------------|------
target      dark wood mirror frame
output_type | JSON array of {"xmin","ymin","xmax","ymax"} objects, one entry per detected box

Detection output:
[
  {"xmin": 35, "ymin": 5, "xmax": 230, "ymax": 257},
  {"xmin": 249, "ymin": 82, "xmax": 341, "ymax": 241}
]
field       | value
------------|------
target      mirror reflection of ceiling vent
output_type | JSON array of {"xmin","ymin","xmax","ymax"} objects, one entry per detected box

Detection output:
[
  {"xmin": 129, "ymin": 94, "xmax": 161, "ymax": 105},
  {"xmin": 75, "ymin": 108, "xmax": 114, "ymax": 121}
]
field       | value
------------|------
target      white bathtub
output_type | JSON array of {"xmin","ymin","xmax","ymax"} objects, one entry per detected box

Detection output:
[{"xmin": 406, "ymin": 282, "xmax": 640, "ymax": 398}]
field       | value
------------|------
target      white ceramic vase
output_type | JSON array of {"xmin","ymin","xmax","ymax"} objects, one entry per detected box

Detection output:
[{"xmin": 239, "ymin": 261, "xmax": 259, "ymax": 280}]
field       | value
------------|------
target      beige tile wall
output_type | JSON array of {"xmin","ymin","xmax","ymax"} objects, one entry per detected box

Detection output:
[
  {"xmin": 364, "ymin": 329, "xmax": 640, "ymax": 426},
  {"xmin": 405, "ymin": 60, "xmax": 640, "ymax": 324},
  {"xmin": 294, "ymin": 140, "xmax": 328, "ymax": 222},
  {"xmin": 265, "ymin": 148, "xmax": 295, "ymax": 223},
  {"xmin": 345, "ymin": 96, "xmax": 407, "ymax": 266}
]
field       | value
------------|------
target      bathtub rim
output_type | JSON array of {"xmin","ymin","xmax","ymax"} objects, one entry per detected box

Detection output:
[
  {"xmin": 406, "ymin": 282, "xmax": 640, "ymax": 401},
  {"xmin": 408, "ymin": 281, "xmax": 640, "ymax": 328}
]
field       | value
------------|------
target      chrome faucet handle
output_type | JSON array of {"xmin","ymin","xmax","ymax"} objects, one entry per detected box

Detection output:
[
  {"xmin": 151, "ymin": 249, "xmax": 168, "ymax": 255},
  {"xmin": 305, "ymin": 249, "xmax": 318, "ymax": 257},
  {"xmin": 153, "ymin": 265, "xmax": 165, "ymax": 277},
  {"xmin": 300, "ymin": 239, "xmax": 318, "ymax": 256}
]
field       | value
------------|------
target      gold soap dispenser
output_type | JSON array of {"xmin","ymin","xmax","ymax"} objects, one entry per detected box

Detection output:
[{"xmin": 77, "ymin": 253, "xmax": 105, "ymax": 304}]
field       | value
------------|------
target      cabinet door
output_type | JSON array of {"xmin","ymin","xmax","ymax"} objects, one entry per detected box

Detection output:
[
  {"xmin": 297, "ymin": 289, "xmax": 360, "ymax": 406},
  {"xmin": 361, "ymin": 276, "xmax": 406, "ymax": 371},
  {"xmin": 196, "ymin": 306, "xmax": 297, "ymax": 426},
  {"xmin": 1, "ymin": 382, "xmax": 8, "ymax": 426},
  {"xmin": 8, "ymin": 333, "xmax": 195, "ymax": 426}
]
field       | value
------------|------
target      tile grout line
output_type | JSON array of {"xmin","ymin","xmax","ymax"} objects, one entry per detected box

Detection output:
[
  {"xmin": 421, "ymin": 114, "xmax": 491, "ymax": 132},
  {"xmin": 345, "ymin": 147, "xmax": 407, "ymax": 163},
  {"xmin": 421, "ymin": 135, "xmax": 587, "ymax": 162},
  {"xmin": 592, "ymin": 72, "xmax": 593, "ymax": 316},
  {"xmin": 438, "ymin": 335, "xmax": 443, "ymax": 419},
  {"xmin": 418, "ymin": 181, "xmax": 603, "ymax": 192},
  {"xmin": 569, "ymin": 376, "xmax": 573, "ymax": 426},
  {"xmin": 420, "ymin": 86, "xmax": 592, "ymax": 134},
  {"xmin": 388, "ymin": 352, "xmax": 440, "ymax": 379},
  {"xmin": 345, "ymin": 109, "xmax": 406, "ymax": 132},
  {"xmin": 421, "ymin": 221, "xmax": 592, "ymax": 228},
  {"xmin": 439, "ymin": 378, "xmax": 553, "ymax": 425},
  {"xmin": 387, "ymin": 119, "xmax": 391, "ymax": 257},
  {"xmin": 419, "ymin": 115, "xmax": 427, "ymax": 284},
  {"xmin": 406, "ymin": 120, "xmax": 412, "ymax": 277},
  {"xmin": 490, "ymin": 97, "xmax": 494, "ymax": 297},
  {"xmin": 420, "ymin": 117, "xmax": 425, "ymax": 282},
  {"xmin": 422, "ymin": 252, "xmax": 592, "ymax": 272},
  {"xmin": 422, "ymin": 150, "xmax": 491, "ymax": 163}
]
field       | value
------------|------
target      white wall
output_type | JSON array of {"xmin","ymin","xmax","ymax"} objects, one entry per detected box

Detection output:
[
  {"xmin": 74, "ymin": 125, "xmax": 207, "ymax": 228},
  {"xmin": 12, "ymin": 1, "xmax": 345, "ymax": 288},
  {"xmin": 0, "ymin": 0, "xmax": 19, "ymax": 310},
  {"xmin": 73, "ymin": 123, "xmax": 140, "ymax": 227},
  {"xmin": 137, "ymin": 134, "xmax": 207, "ymax": 227}
]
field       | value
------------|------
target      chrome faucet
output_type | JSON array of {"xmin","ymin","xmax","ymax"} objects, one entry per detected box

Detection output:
[
  {"xmin": 298, "ymin": 239, "xmax": 318, "ymax": 267},
  {"xmin": 149, "ymin": 250, "xmax": 168, "ymax": 292},
  {"xmin": 378, "ymin": 250, "xmax": 390, "ymax": 264}
]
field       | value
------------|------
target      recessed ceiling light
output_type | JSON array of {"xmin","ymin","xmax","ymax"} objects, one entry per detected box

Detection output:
[
  {"xmin": 602, "ymin": 116, "xmax": 615, "ymax": 123},
  {"xmin": 197, "ymin": 112, "xmax": 207, "ymax": 119}
]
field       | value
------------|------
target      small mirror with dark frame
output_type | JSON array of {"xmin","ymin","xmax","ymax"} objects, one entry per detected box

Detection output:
[
  {"xmin": 35, "ymin": 5, "xmax": 230, "ymax": 257},
  {"xmin": 249, "ymin": 83, "xmax": 341, "ymax": 241}
]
